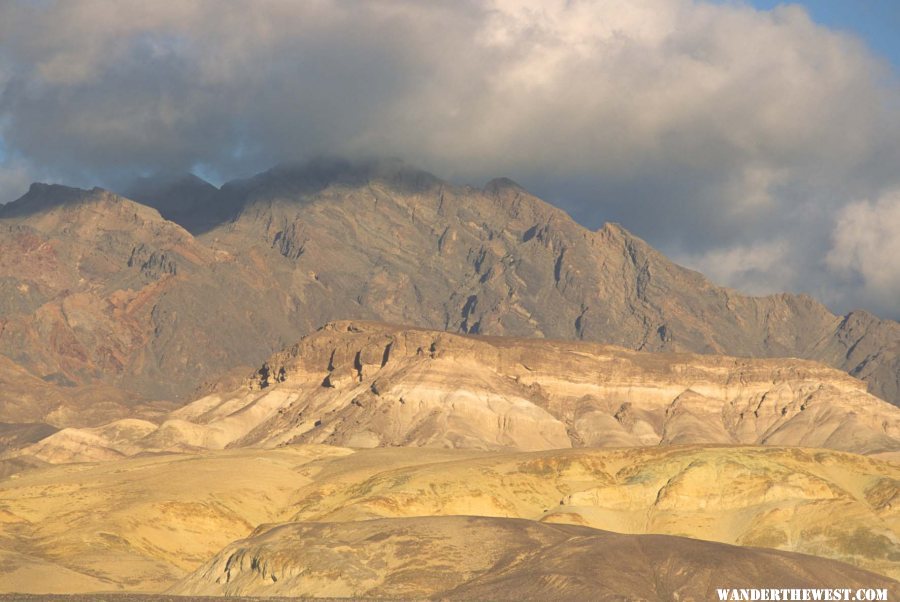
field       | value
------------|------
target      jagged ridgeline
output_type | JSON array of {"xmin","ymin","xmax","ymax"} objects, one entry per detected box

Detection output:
[{"xmin": 0, "ymin": 159, "xmax": 898, "ymax": 423}]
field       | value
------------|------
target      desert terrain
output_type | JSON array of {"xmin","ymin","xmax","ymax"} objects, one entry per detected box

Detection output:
[
  {"xmin": 0, "ymin": 164, "xmax": 898, "ymax": 599},
  {"xmin": 6, "ymin": 0, "xmax": 900, "ymax": 597},
  {"xmin": 1, "ymin": 443, "xmax": 898, "ymax": 595}
]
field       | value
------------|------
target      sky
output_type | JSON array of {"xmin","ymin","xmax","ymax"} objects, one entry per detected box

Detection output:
[{"xmin": 0, "ymin": 0, "xmax": 899, "ymax": 320}]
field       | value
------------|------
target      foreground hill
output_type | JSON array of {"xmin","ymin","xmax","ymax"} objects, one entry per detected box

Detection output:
[
  {"xmin": 171, "ymin": 516, "xmax": 897, "ymax": 600},
  {"xmin": 0, "ymin": 159, "xmax": 898, "ymax": 413},
  {"xmin": 25, "ymin": 321, "xmax": 900, "ymax": 461},
  {"xmin": 1, "ymin": 445, "xmax": 897, "ymax": 593}
]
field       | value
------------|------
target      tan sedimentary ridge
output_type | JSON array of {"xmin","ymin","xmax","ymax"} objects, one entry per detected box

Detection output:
[{"xmin": 29, "ymin": 320, "xmax": 899, "ymax": 461}]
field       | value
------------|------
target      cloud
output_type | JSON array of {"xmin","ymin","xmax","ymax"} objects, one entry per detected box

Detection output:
[
  {"xmin": 0, "ymin": 0, "xmax": 899, "ymax": 317},
  {"xmin": 677, "ymin": 239, "xmax": 793, "ymax": 296},
  {"xmin": 0, "ymin": 153, "xmax": 36, "ymax": 204},
  {"xmin": 826, "ymin": 191, "xmax": 900, "ymax": 316}
]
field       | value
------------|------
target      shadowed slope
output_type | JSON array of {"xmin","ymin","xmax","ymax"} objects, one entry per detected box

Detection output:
[{"xmin": 0, "ymin": 184, "xmax": 296, "ymax": 405}]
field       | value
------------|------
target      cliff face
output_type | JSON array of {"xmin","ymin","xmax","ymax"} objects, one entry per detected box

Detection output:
[
  {"xmin": 1, "ymin": 162, "xmax": 898, "ymax": 415},
  {"xmin": 25, "ymin": 321, "xmax": 900, "ymax": 460}
]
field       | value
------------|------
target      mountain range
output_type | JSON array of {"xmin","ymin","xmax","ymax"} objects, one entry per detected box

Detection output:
[
  {"xmin": 2, "ymin": 158, "xmax": 899, "ymax": 597},
  {"xmin": 0, "ymin": 158, "xmax": 898, "ymax": 430}
]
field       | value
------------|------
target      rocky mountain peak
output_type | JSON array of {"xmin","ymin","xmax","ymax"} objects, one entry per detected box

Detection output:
[
  {"xmin": 124, "ymin": 172, "xmax": 220, "ymax": 233},
  {"xmin": 223, "ymin": 157, "xmax": 443, "ymax": 203},
  {"xmin": 483, "ymin": 176, "xmax": 526, "ymax": 195},
  {"xmin": 0, "ymin": 183, "xmax": 102, "ymax": 219},
  {"xmin": 1, "ymin": 184, "xmax": 189, "ymax": 240}
]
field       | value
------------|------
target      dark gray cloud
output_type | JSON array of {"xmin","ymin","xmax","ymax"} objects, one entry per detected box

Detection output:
[{"xmin": 1, "ymin": 0, "xmax": 899, "ymax": 318}]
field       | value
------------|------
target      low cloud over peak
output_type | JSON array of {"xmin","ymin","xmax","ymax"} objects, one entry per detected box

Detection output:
[{"xmin": 1, "ymin": 0, "xmax": 899, "ymax": 318}]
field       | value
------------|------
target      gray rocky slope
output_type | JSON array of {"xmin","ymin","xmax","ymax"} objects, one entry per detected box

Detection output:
[{"xmin": 0, "ymin": 159, "xmax": 897, "ymax": 419}]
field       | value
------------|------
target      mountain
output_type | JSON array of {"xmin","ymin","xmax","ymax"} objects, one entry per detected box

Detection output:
[
  {"xmin": 2, "ymin": 444, "xmax": 897, "ymax": 593},
  {"xmin": 3, "ymin": 159, "xmax": 899, "ymax": 599},
  {"xmin": 26, "ymin": 321, "xmax": 900, "ymax": 461},
  {"xmin": 0, "ymin": 183, "xmax": 300, "ymax": 407},
  {"xmin": 125, "ymin": 172, "xmax": 220, "ymax": 233},
  {"xmin": 1, "ymin": 160, "xmax": 898, "ymax": 414}
]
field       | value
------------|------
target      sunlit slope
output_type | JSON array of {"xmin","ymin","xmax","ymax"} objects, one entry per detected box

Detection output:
[
  {"xmin": 1, "ymin": 444, "xmax": 898, "ymax": 593},
  {"xmin": 283, "ymin": 445, "xmax": 900, "ymax": 580},
  {"xmin": 28, "ymin": 321, "xmax": 900, "ymax": 461},
  {"xmin": 0, "ymin": 446, "xmax": 351, "ymax": 593}
]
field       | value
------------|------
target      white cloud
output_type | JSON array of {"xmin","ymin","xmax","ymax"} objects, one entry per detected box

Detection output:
[
  {"xmin": 0, "ymin": 0, "xmax": 892, "ymax": 179},
  {"xmin": 677, "ymin": 239, "xmax": 792, "ymax": 295},
  {"xmin": 0, "ymin": 0, "xmax": 899, "ymax": 317},
  {"xmin": 827, "ymin": 191, "xmax": 900, "ymax": 313}
]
